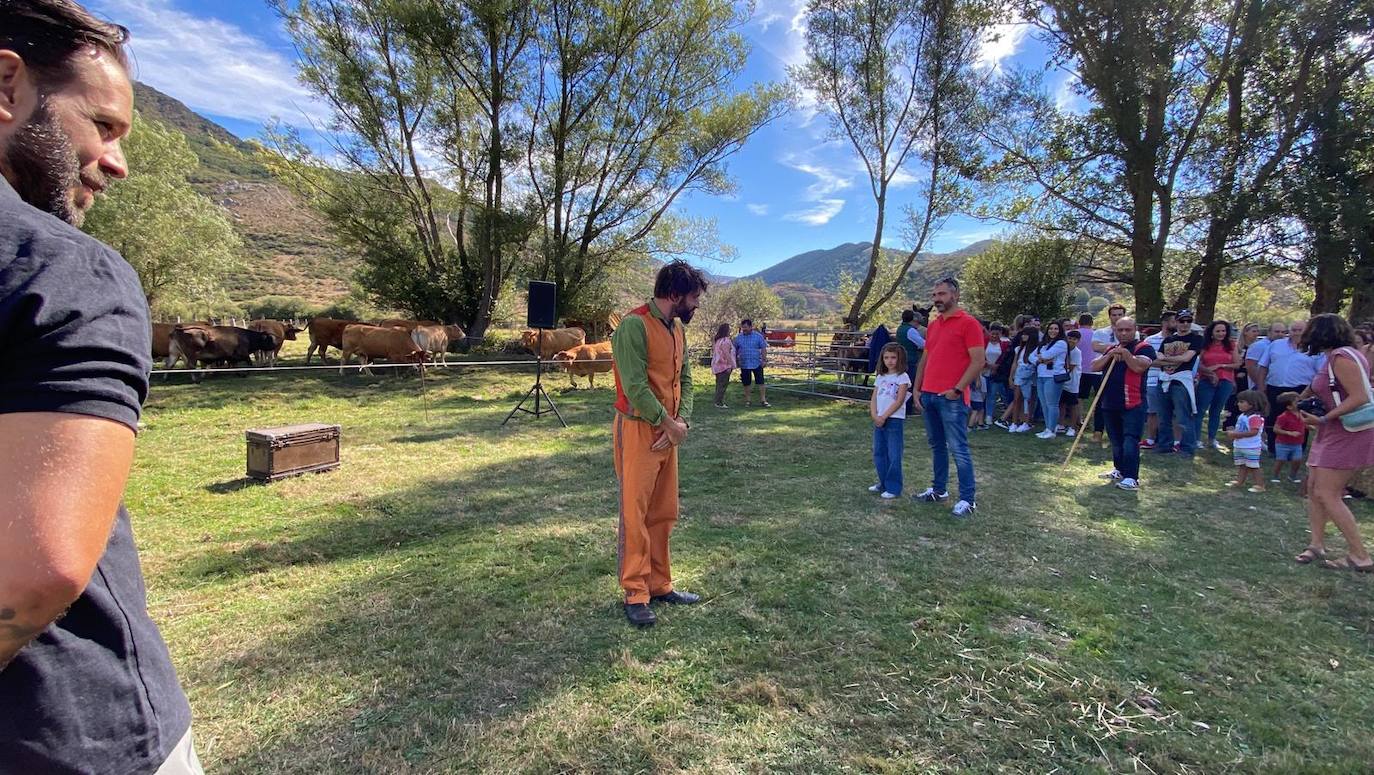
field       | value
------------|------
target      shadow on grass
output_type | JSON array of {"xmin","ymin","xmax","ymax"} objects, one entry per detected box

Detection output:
[
  {"xmin": 204, "ymin": 477, "xmax": 264, "ymax": 494},
  {"xmin": 173, "ymin": 445, "xmax": 609, "ymax": 586}
]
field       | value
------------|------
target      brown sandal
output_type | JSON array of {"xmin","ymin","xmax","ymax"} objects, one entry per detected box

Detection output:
[
  {"xmin": 1320, "ymin": 556, "xmax": 1374, "ymax": 573},
  {"xmin": 1294, "ymin": 547, "xmax": 1326, "ymax": 564}
]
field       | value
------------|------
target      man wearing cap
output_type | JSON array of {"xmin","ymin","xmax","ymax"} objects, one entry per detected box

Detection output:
[{"xmin": 1152, "ymin": 310, "xmax": 1205, "ymax": 457}]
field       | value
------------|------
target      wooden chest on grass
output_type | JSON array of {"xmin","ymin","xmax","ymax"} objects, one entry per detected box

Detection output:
[{"xmin": 245, "ymin": 423, "xmax": 341, "ymax": 482}]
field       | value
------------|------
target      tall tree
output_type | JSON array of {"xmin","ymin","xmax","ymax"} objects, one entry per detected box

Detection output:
[
  {"xmin": 1280, "ymin": 67, "xmax": 1374, "ymax": 320},
  {"xmin": 797, "ymin": 0, "xmax": 992, "ymax": 330},
  {"xmin": 523, "ymin": 0, "xmax": 787, "ymax": 319},
  {"xmin": 272, "ymin": 0, "xmax": 534, "ymax": 337},
  {"xmin": 404, "ymin": 0, "xmax": 537, "ymax": 335},
  {"xmin": 1173, "ymin": 0, "xmax": 1374, "ymax": 321},
  {"xmin": 984, "ymin": 0, "xmax": 1249, "ymax": 321},
  {"xmin": 83, "ymin": 112, "xmax": 240, "ymax": 315}
]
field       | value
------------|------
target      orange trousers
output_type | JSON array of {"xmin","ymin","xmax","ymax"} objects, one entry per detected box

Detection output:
[{"xmin": 613, "ymin": 413, "xmax": 678, "ymax": 604}]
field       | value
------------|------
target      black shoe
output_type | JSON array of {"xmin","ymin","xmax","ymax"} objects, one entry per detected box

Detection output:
[
  {"xmin": 650, "ymin": 590, "xmax": 701, "ymax": 605},
  {"xmin": 624, "ymin": 603, "xmax": 656, "ymax": 628}
]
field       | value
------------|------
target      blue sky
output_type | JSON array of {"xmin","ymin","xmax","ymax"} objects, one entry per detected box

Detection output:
[{"xmin": 89, "ymin": 0, "xmax": 1079, "ymax": 277}]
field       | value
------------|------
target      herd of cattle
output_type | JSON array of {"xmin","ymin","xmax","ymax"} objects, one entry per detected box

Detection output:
[{"xmin": 150, "ymin": 318, "xmax": 615, "ymax": 386}]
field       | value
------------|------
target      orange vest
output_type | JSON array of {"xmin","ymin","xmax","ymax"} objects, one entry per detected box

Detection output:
[{"xmin": 613, "ymin": 303, "xmax": 684, "ymax": 421}]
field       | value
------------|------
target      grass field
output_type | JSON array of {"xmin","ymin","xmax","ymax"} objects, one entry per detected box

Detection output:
[{"xmin": 128, "ymin": 356, "xmax": 1374, "ymax": 773}]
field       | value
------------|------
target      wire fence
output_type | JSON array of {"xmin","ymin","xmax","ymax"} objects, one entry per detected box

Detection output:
[{"xmin": 149, "ymin": 328, "xmax": 885, "ymax": 406}]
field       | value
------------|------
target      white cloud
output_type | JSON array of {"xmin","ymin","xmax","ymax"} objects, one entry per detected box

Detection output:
[
  {"xmin": 746, "ymin": 203, "xmax": 770, "ymax": 216},
  {"xmin": 91, "ymin": 0, "xmax": 329, "ymax": 127},
  {"xmin": 778, "ymin": 154, "xmax": 852, "ymax": 225},
  {"xmin": 783, "ymin": 199, "xmax": 845, "ymax": 226},
  {"xmin": 783, "ymin": 156, "xmax": 854, "ymax": 198},
  {"xmin": 977, "ymin": 19, "xmax": 1030, "ymax": 72}
]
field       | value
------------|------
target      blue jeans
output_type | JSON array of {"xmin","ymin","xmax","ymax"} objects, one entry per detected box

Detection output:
[
  {"xmin": 1102, "ymin": 405, "xmax": 1146, "ymax": 480},
  {"xmin": 986, "ymin": 380, "xmax": 1011, "ymax": 417},
  {"xmin": 1037, "ymin": 376, "xmax": 1065, "ymax": 431},
  {"xmin": 1156, "ymin": 381, "xmax": 1196, "ymax": 456},
  {"xmin": 920, "ymin": 393, "xmax": 976, "ymax": 502},
  {"xmin": 1194, "ymin": 378, "xmax": 1234, "ymax": 444},
  {"xmin": 872, "ymin": 417, "xmax": 904, "ymax": 494}
]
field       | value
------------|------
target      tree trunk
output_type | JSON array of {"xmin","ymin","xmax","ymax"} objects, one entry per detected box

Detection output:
[
  {"xmin": 1310, "ymin": 227, "xmax": 1348, "ymax": 314},
  {"xmin": 843, "ymin": 184, "xmax": 888, "ymax": 331}
]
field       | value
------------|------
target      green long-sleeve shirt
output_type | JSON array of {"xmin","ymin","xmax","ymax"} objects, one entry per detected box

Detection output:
[{"xmin": 611, "ymin": 301, "xmax": 693, "ymax": 426}]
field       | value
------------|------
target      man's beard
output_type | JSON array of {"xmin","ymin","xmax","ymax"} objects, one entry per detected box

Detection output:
[
  {"xmin": 674, "ymin": 302, "xmax": 696, "ymax": 325},
  {"xmin": 4, "ymin": 99, "xmax": 84, "ymax": 225}
]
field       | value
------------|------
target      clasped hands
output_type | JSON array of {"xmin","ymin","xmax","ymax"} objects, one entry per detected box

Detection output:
[{"xmin": 651, "ymin": 414, "xmax": 689, "ymax": 451}]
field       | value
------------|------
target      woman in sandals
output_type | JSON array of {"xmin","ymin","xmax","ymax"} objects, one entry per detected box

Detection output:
[{"xmin": 1293, "ymin": 314, "xmax": 1374, "ymax": 571}]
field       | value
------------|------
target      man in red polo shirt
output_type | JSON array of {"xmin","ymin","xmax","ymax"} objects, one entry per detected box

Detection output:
[{"xmin": 911, "ymin": 277, "xmax": 986, "ymax": 517}]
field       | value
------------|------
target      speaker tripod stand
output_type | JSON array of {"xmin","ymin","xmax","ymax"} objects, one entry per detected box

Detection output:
[{"xmin": 503, "ymin": 328, "xmax": 568, "ymax": 427}]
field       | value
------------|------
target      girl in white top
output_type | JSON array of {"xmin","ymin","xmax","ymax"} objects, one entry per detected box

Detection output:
[
  {"xmin": 1033, "ymin": 321, "xmax": 1070, "ymax": 438},
  {"xmin": 1060, "ymin": 330, "xmax": 1084, "ymax": 434},
  {"xmin": 869, "ymin": 343, "xmax": 912, "ymax": 499}
]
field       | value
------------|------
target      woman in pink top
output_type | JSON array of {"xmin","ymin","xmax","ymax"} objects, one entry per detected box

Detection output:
[
  {"xmin": 711, "ymin": 323, "xmax": 737, "ymax": 408},
  {"xmin": 1293, "ymin": 314, "xmax": 1374, "ymax": 571},
  {"xmin": 1196, "ymin": 320, "xmax": 1242, "ymax": 449}
]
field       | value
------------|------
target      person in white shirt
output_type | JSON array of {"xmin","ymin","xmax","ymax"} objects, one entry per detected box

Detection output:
[
  {"xmin": 1061, "ymin": 330, "xmax": 1085, "ymax": 435},
  {"xmin": 1088, "ymin": 304, "xmax": 1127, "ymax": 442},
  {"xmin": 868, "ymin": 343, "xmax": 912, "ymax": 498},
  {"xmin": 1032, "ymin": 320, "xmax": 1071, "ymax": 438}
]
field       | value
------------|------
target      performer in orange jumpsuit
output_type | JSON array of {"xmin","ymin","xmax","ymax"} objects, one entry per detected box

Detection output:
[{"xmin": 611, "ymin": 260, "xmax": 708, "ymax": 628}]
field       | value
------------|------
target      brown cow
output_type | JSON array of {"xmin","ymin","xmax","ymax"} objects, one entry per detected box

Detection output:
[
  {"xmin": 443, "ymin": 324, "xmax": 466, "ymax": 351},
  {"xmin": 552, "ymin": 341, "xmax": 613, "ymax": 388},
  {"xmin": 306, "ymin": 317, "xmax": 355, "ymax": 364},
  {"xmin": 340, "ymin": 324, "xmax": 425, "ymax": 376},
  {"xmin": 151, "ymin": 322, "xmax": 174, "ymax": 359},
  {"xmin": 521, "ymin": 327, "xmax": 585, "ymax": 359},
  {"xmin": 248, "ymin": 319, "xmax": 303, "ymax": 366},
  {"xmin": 826, "ymin": 330, "xmax": 871, "ymax": 389}
]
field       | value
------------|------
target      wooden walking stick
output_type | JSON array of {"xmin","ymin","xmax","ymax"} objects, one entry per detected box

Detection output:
[{"xmin": 1064, "ymin": 356, "xmax": 1117, "ymax": 467}]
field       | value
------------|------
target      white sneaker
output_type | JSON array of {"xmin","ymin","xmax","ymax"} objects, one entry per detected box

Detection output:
[
  {"xmin": 1065, "ymin": 427, "xmax": 1076, "ymax": 437},
  {"xmin": 1013, "ymin": 423, "xmax": 1030, "ymax": 433},
  {"xmin": 1212, "ymin": 439, "xmax": 1226, "ymax": 451},
  {"xmin": 914, "ymin": 488, "xmax": 949, "ymax": 502},
  {"xmin": 1055, "ymin": 425, "xmax": 1065, "ymax": 433},
  {"xmin": 868, "ymin": 483, "xmax": 883, "ymax": 492},
  {"xmin": 1116, "ymin": 478, "xmax": 1139, "ymax": 491},
  {"xmin": 952, "ymin": 500, "xmax": 976, "ymax": 518},
  {"xmin": 1035, "ymin": 430, "xmax": 1055, "ymax": 439},
  {"xmin": 1099, "ymin": 469, "xmax": 1123, "ymax": 480},
  {"xmin": 880, "ymin": 491, "xmax": 899, "ymax": 499}
]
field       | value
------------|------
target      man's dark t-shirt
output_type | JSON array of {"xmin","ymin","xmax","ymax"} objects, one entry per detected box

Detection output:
[
  {"xmin": 0, "ymin": 178, "xmax": 191, "ymax": 774},
  {"xmin": 1158, "ymin": 332, "xmax": 1205, "ymax": 375}
]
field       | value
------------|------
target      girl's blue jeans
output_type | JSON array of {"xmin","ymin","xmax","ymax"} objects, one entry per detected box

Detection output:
[{"xmin": 872, "ymin": 417, "xmax": 904, "ymax": 495}]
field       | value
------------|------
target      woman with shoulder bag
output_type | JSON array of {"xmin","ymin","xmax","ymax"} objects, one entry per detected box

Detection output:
[
  {"xmin": 1033, "ymin": 320, "xmax": 1070, "ymax": 439},
  {"xmin": 1293, "ymin": 314, "xmax": 1374, "ymax": 571}
]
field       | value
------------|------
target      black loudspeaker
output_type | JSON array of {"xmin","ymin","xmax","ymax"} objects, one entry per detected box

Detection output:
[{"xmin": 527, "ymin": 281, "xmax": 557, "ymax": 329}]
